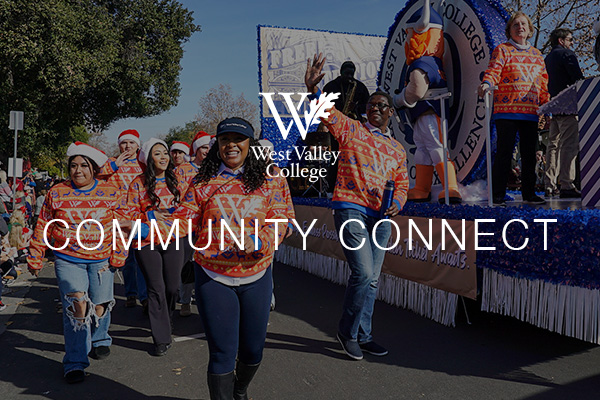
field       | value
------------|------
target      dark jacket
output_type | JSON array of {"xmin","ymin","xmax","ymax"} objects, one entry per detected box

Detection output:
[{"xmin": 544, "ymin": 45, "xmax": 584, "ymax": 98}]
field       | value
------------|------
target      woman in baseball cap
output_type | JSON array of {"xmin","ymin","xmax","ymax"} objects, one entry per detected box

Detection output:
[{"xmin": 172, "ymin": 117, "xmax": 295, "ymax": 399}]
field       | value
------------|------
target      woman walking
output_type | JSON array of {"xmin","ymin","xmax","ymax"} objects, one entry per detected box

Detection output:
[
  {"xmin": 126, "ymin": 138, "xmax": 185, "ymax": 356},
  {"xmin": 173, "ymin": 118, "xmax": 294, "ymax": 399},
  {"xmin": 27, "ymin": 142, "xmax": 128, "ymax": 383}
]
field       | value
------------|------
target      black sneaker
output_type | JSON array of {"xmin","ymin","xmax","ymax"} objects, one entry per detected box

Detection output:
[
  {"xmin": 359, "ymin": 341, "xmax": 389, "ymax": 356},
  {"xmin": 154, "ymin": 343, "xmax": 171, "ymax": 357},
  {"xmin": 560, "ymin": 188, "xmax": 581, "ymax": 199},
  {"xmin": 336, "ymin": 333, "xmax": 363, "ymax": 360},
  {"xmin": 64, "ymin": 369, "xmax": 85, "ymax": 384},
  {"xmin": 523, "ymin": 195, "xmax": 546, "ymax": 205},
  {"xmin": 125, "ymin": 296, "xmax": 137, "ymax": 308},
  {"xmin": 89, "ymin": 346, "xmax": 110, "ymax": 360}
]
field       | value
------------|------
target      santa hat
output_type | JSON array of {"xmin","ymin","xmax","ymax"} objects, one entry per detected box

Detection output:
[
  {"xmin": 191, "ymin": 131, "xmax": 213, "ymax": 155},
  {"xmin": 66, "ymin": 141, "xmax": 108, "ymax": 168},
  {"xmin": 118, "ymin": 129, "xmax": 141, "ymax": 146},
  {"xmin": 138, "ymin": 138, "xmax": 168, "ymax": 165},
  {"xmin": 170, "ymin": 141, "xmax": 191, "ymax": 154}
]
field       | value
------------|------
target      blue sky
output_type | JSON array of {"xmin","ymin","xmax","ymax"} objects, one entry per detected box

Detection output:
[{"xmin": 103, "ymin": 0, "xmax": 407, "ymax": 143}]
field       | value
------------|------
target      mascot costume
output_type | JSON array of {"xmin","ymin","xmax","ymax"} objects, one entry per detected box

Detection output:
[{"xmin": 393, "ymin": 0, "xmax": 462, "ymax": 204}]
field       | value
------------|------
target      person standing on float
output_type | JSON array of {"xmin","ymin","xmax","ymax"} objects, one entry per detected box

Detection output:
[
  {"xmin": 305, "ymin": 54, "xmax": 409, "ymax": 361},
  {"xmin": 99, "ymin": 129, "xmax": 148, "ymax": 310},
  {"xmin": 171, "ymin": 118, "xmax": 294, "ymax": 399},
  {"xmin": 27, "ymin": 142, "xmax": 128, "ymax": 384},
  {"xmin": 478, "ymin": 12, "xmax": 549, "ymax": 206}
]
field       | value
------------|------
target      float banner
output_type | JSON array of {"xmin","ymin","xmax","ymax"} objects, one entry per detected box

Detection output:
[
  {"xmin": 258, "ymin": 25, "xmax": 386, "ymax": 159},
  {"xmin": 284, "ymin": 205, "xmax": 477, "ymax": 299},
  {"xmin": 259, "ymin": 26, "xmax": 386, "ymax": 118}
]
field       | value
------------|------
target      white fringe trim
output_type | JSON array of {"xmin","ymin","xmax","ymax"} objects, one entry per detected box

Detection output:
[
  {"xmin": 276, "ymin": 244, "xmax": 458, "ymax": 327},
  {"xmin": 482, "ymin": 269, "xmax": 600, "ymax": 344}
]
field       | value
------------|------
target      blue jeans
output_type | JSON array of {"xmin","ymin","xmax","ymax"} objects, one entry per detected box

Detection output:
[
  {"xmin": 54, "ymin": 258, "xmax": 115, "ymax": 375},
  {"xmin": 122, "ymin": 251, "xmax": 147, "ymax": 301},
  {"xmin": 334, "ymin": 208, "xmax": 391, "ymax": 343},
  {"xmin": 195, "ymin": 264, "xmax": 272, "ymax": 374}
]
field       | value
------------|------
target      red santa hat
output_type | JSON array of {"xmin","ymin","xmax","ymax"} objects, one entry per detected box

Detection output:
[
  {"xmin": 191, "ymin": 131, "xmax": 213, "ymax": 155},
  {"xmin": 170, "ymin": 141, "xmax": 191, "ymax": 154},
  {"xmin": 138, "ymin": 138, "xmax": 169, "ymax": 165},
  {"xmin": 66, "ymin": 141, "xmax": 108, "ymax": 168},
  {"xmin": 118, "ymin": 129, "xmax": 141, "ymax": 146}
]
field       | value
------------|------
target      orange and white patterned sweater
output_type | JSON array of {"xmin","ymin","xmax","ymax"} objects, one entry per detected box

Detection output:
[
  {"xmin": 322, "ymin": 107, "xmax": 409, "ymax": 217},
  {"xmin": 125, "ymin": 175, "xmax": 186, "ymax": 248},
  {"xmin": 98, "ymin": 157, "xmax": 143, "ymax": 206},
  {"xmin": 174, "ymin": 161, "xmax": 200, "ymax": 195},
  {"xmin": 482, "ymin": 42, "xmax": 550, "ymax": 121},
  {"xmin": 27, "ymin": 180, "xmax": 128, "ymax": 269},
  {"xmin": 171, "ymin": 168, "xmax": 294, "ymax": 278}
]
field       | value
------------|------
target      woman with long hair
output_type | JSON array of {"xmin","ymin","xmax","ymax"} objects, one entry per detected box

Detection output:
[
  {"xmin": 126, "ymin": 138, "xmax": 185, "ymax": 356},
  {"xmin": 172, "ymin": 118, "xmax": 294, "ymax": 400},
  {"xmin": 478, "ymin": 11, "xmax": 550, "ymax": 206},
  {"xmin": 27, "ymin": 142, "xmax": 128, "ymax": 384}
]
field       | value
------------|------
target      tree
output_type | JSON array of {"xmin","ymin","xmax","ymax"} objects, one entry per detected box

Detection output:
[
  {"xmin": 195, "ymin": 84, "xmax": 259, "ymax": 137},
  {"xmin": 164, "ymin": 120, "xmax": 202, "ymax": 148},
  {"xmin": 503, "ymin": 0, "xmax": 600, "ymax": 73},
  {"xmin": 0, "ymin": 0, "xmax": 199, "ymax": 166}
]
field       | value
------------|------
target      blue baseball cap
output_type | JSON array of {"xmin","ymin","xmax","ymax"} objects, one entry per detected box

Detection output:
[{"xmin": 216, "ymin": 118, "xmax": 254, "ymax": 139}]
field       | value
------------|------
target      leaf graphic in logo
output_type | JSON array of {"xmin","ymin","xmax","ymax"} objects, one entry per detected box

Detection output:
[{"xmin": 304, "ymin": 92, "xmax": 339, "ymax": 130}]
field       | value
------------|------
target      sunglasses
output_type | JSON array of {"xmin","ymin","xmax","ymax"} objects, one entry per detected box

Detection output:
[{"xmin": 366, "ymin": 102, "xmax": 390, "ymax": 111}]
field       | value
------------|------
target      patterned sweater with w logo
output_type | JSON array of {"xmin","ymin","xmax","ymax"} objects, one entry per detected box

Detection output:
[
  {"xmin": 27, "ymin": 180, "xmax": 129, "ymax": 269},
  {"xmin": 172, "ymin": 169, "xmax": 294, "ymax": 277},
  {"xmin": 482, "ymin": 42, "xmax": 550, "ymax": 121},
  {"xmin": 322, "ymin": 107, "xmax": 409, "ymax": 217}
]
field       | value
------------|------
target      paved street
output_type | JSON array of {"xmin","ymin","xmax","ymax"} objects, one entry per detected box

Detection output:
[{"xmin": 1, "ymin": 262, "xmax": 599, "ymax": 399}]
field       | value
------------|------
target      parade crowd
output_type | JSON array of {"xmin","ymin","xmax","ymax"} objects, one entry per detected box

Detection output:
[{"xmin": 0, "ymin": 7, "xmax": 587, "ymax": 400}]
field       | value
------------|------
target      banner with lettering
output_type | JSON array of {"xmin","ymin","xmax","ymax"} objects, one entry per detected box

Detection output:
[
  {"xmin": 257, "ymin": 26, "xmax": 386, "ymax": 158},
  {"xmin": 284, "ymin": 205, "xmax": 477, "ymax": 299}
]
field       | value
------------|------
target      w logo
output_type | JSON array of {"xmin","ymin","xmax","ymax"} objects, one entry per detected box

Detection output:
[
  {"xmin": 514, "ymin": 64, "xmax": 542, "ymax": 82},
  {"xmin": 260, "ymin": 92, "xmax": 339, "ymax": 140}
]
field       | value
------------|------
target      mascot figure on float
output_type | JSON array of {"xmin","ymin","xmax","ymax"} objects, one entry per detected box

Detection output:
[{"xmin": 393, "ymin": 0, "xmax": 462, "ymax": 204}]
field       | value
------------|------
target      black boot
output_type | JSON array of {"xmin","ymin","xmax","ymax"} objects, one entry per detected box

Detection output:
[
  {"xmin": 207, "ymin": 371, "xmax": 235, "ymax": 400},
  {"xmin": 233, "ymin": 362, "xmax": 260, "ymax": 400}
]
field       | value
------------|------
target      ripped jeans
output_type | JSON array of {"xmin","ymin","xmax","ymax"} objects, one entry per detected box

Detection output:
[{"xmin": 54, "ymin": 258, "xmax": 115, "ymax": 375}]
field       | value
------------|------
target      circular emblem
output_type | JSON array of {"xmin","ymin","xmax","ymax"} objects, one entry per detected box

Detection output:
[{"xmin": 379, "ymin": 0, "xmax": 508, "ymax": 183}]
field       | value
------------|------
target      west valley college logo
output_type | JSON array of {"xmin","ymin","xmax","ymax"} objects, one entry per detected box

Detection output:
[{"xmin": 260, "ymin": 92, "xmax": 339, "ymax": 140}]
